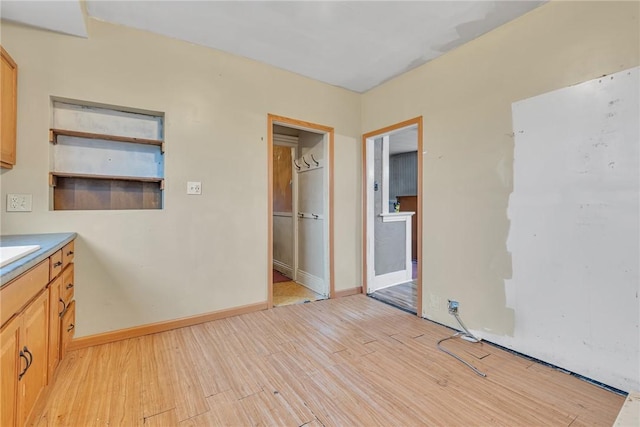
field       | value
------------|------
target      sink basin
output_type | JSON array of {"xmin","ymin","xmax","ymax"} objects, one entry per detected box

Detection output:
[{"xmin": 0, "ymin": 245, "xmax": 41, "ymax": 268}]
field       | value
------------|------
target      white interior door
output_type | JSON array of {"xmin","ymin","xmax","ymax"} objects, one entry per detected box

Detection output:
[{"xmin": 296, "ymin": 157, "xmax": 327, "ymax": 296}]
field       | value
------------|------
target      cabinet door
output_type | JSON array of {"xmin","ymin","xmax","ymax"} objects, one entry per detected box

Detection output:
[
  {"xmin": 0, "ymin": 46, "xmax": 17, "ymax": 169},
  {"xmin": 47, "ymin": 276, "xmax": 62, "ymax": 381},
  {"xmin": 0, "ymin": 317, "xmax": 21, "ymax": 427},
  {"xmin": 18, "ymin": 290, "xmax": 49, "ymax": 426},
  {"xmin": 60, "ymin": 300, "xmax": 75, "ymax": 360}
]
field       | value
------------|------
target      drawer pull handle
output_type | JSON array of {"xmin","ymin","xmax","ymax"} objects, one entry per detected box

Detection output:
[
  {"xmin": 67, "ymin": 323, "xmax": 75, "ymax": 332},
  {"xmin": 24, "ymin": 346, "xmax": 33, "ymax": 367},
  {"xmin": 59, "ymin": 298, "xmax": 66, "ymax": 316},
  {"xmin": 66, "ymin": 283, "xmax": 74, "ymax": 290},
  {"xmin": 53, "ymin": 261, "xmax": 62, "ymax": 267},
  {"xmin": 67, "ymin": 251, "xmax": 74, "ymax": 256},
  {"xmin": 18, "ymin": 349, "xmax": 29, "ymax": 380}
]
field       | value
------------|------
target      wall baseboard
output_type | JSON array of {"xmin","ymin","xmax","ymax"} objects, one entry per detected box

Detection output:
[
  {"xmin": 273, "ymin": 259, "xmax": 293, "ymax": 278},
  {"xmin": 68, "ymin": 301, "xmax": 268, "ymax": 351},
  {"xmin": 334, "ymin": 286, "xmax": 362, "ymax": 298},
  {"xmin": 614, "ymin": 391, "xmax": 640, "ymax": 425},
  {"xmin": 370, "ymin": 269, "xmax": 412, "ymax": 292},
  {"xmin": 296, "ymin": 269, "xmax": 326, "ymax": 296}
]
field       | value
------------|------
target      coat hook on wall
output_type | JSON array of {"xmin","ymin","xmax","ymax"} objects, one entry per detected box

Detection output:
[
  {"xmin": 311, "ymin": 154, "xmax": 319, "ymax": 166},
  {"xmin": 312, "ymin": 213, "xmax": 319, "ymax": 219},
  {"xmin": 293, "ymin": 159, "xmax": 301, "ymax": 170},
  {"xmin": 302, "ymin": 156, "xmax": 310, "ymax": 168}
]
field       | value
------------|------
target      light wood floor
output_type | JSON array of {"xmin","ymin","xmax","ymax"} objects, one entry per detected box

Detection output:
[
  {"xmin": 273, "ymin": 281, "xmax": 323, "ymax": 307},
  {"xmin": 31, "ymin": 295, "xmax": 624, "ymax": 426}
]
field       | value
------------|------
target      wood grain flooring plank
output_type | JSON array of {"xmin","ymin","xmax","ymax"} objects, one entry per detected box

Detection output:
[
  {"xmin": 164, "ymin": 329, "xmax": 211, "ymax": 421},
  {"xmin": 184, "ymin": 324, "xmax": 233, "ymax": 398},
  {"xmin": 223, "ymin": 351, "xmax": 265, "ymax": 400},
  {"xmin": 28, "ymin": 348, "xmax": 94, "ymax": 426},
  {"xmin": 143, "ymin": 408, "xmax": 179, "ymax": 427},
  {"xmin": 239, "ymin": 390, "xmax": 307, "ymax": 427},
  {"xmin": 100, "ymin": 338, "xmax": 143, "ymax": 426},
  {"xmin": 179, "ymin": 390, "xmax": 251, "ymax": 427},
  {"xmin": 29, "ymin": 295, "xmax": 624, "ymax": 427},
  {"xmin": 247, "ymin": 353, "xmax": 318, "ymax": 425},
  {"xmin": 139, "ymin": 334, "xmax": 178, "ymax": 419}
]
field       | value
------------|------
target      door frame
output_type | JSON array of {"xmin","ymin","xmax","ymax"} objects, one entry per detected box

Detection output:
[
  {"xmin": 267, "ymin": 114, "xmax": 335, "ymax": 308},
  {"xmin": 362, "ymin": 117, "xmax": 423, "ymax": 316}
]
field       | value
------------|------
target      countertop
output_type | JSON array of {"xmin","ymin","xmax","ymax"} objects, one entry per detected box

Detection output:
[{"xmin": 0, "ymin": 232, "xmax": 77, "ymax": 287}]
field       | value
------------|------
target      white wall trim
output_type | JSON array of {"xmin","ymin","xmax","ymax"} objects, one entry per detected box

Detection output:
[
  {"xmin": 296, "ymin": 269, "xmax": 326, "ymax": 297},
  {"xmin": 366, "ymin": 137, "xmax": 375, "ymax": 292},
  {"xmin": 273, "ymin": 133, "xmax": 298, "ymax": 146},
  {"xmin": 291, "ymin": 146, "xmax": 299, "ymax": 283},
  {"xmin": 381, "ymin": 135, "xmax": 390, "ymax": 214},
  {"xmin": 273, "ymin": 259, "xmax": 293, "ymax": 278},
  {"xmin": 371, "ymin": 269, "xmax": 412, "ymax": 292},
  {"xmin": 380, "ymin": 211, "xmax": 414, "ymax": 222}
]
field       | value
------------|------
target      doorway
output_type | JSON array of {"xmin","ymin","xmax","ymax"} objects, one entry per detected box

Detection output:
[
  {"xmin": 362, "ymin": 117, "xmax": 423, "ymax": 315},
  {"xmin": 268, "ymin": 114, "xmax": 334, "ymax": 308}
]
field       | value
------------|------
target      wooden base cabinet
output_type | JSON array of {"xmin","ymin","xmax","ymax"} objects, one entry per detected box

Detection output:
[
  {"xmin": 0, "ymin": 237, "xmax": 76, "ymax": 427},
  {"xmin": 0, "ymin": 290, "xmax": 49, "ymax": 427}
]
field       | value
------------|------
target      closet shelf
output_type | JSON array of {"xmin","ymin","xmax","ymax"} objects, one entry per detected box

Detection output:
[
  {"xmin": 49, "ymin": 128, "xmax": 164, "ymax": 152},
  {"xmin": 49, "ymin": 172, "xmax": 164, "ymax": 188}
]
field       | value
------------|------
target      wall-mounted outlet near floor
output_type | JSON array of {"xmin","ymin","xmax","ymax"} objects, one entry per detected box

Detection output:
[
  {"xmin": 7, "ymin": 194, "xmax": 32, "ymax": 212},
  {"xmin": 187, "ymin": 181, "xmax": 202, "ymax": 195},
  {"xmin": 448, "ymin": 299, "xmax": 459, "ymax": 315}
]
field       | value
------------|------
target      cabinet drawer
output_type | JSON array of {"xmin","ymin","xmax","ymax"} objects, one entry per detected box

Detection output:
[
  {"xmin": 60, "ymin": 300, "xmax": 75, "ymax": 360},
  {"xmin": 61, "ymin": 264, "xmax": 74, "ymax": 305},
  {"xmin": 49, "ymin": 250, "xmax": 63, "ymax": 279},
  {"xmin": 62, "ymin": 241, "xmax": 74, "ymax": 268},
  {"xmin": 0, "ymin": 260, "xmax": 49, "ymax": 327}
]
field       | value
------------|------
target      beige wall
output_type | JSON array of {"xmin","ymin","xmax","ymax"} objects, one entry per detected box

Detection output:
[
  {"xmin": 0, "ymin": 19, "xmax": 362, "ymax": 337},
  {"xmin": 364, "ymin": 0, "xmax": 638, "ymax": 328},
  {"xmin": 1, "ymin": 2, "xmax": 638, "ymax": 389},
  {"xmin": 362, "ymin": 1, "xmax": 639, "ymax": 389}
]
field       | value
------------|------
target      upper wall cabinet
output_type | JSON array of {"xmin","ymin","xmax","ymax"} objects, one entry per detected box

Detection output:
[{"xmin": 1, "ymin": 46, "xmax": 18, "ymax": 169}]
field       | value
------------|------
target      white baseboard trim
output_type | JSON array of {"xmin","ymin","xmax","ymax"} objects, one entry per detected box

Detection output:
[
  {"xmin": 273, "ymin": 260, "xmax": 293, "ymax": 278},
  {"xmin": 369, "ymin": 269, "xmax": 412, "ymax": 293},
  {"xmin": 614, "ymin": 391, "xmax": 640, "ymax": 426},
  {"xmin": 296, "ymin": 269, "xmax": 326, "ymax": 296}
]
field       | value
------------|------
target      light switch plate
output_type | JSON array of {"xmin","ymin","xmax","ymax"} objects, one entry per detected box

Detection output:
[
  {"xmin": 7, "ymin": 194, "xmax": 33, "ymax": 212},
  {"xmin": 187, "ymin": 181, "xmax": 202, "ymax": 195}
]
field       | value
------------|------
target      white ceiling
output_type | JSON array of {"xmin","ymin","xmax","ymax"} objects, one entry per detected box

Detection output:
[
  {"xmin": 1, "ymin": 1, "xmax": 545, "ymax": 93},
  {"xmin": 389, "ymin": 127, "xmax": 418, "ymax": 155},
  {"xmin": 0, "ymin": 1, "xmax": 87, "ymax": 38}
]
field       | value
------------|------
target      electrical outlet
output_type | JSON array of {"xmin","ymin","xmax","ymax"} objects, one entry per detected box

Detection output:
[
  {"xmin": 448, "ymin": 299, "xmax": 459, "ymax": 315},
  {"xmin": 187, "ymin": 181, "xmax": 202, "ymax": 195},
  {"xmin": 7, "ymin": 194, "xmax": 32, "ymax": 212}
]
